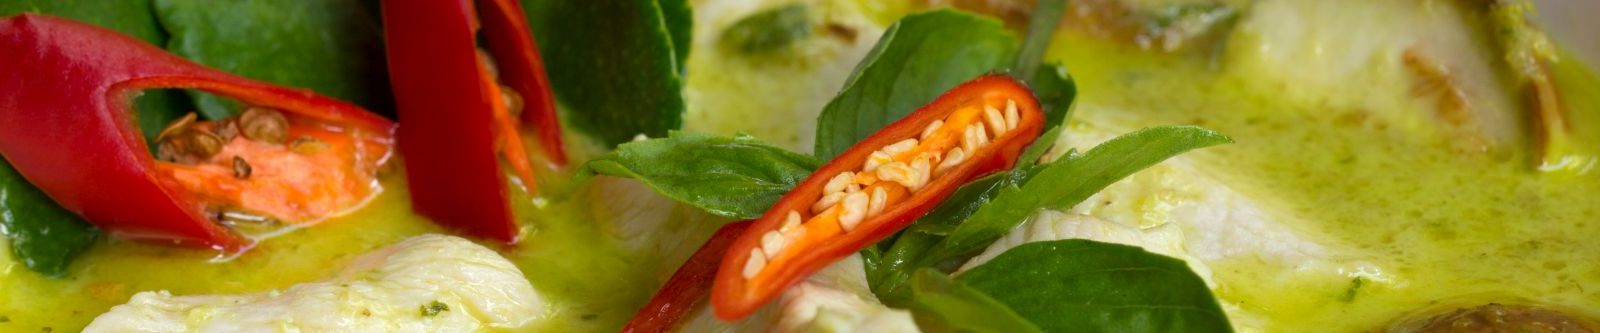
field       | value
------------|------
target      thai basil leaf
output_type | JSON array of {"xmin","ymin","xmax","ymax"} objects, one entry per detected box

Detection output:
[
  {"xmin": 812, "ymin": 9, "xmax": 1018, "ymax": 158},
  {"xmin": 958, "ymin": 240, "xmax": 1233, "ymax": 333},
  {"xmin": 154, "ymin": 0, "xmax": 392, "ymax": 119},
  {"xmin": 868, "ymin": 168, "xmax": 1038, "ymax": 302},
  {"xmin": 0, "ymin": 160, "xmax": 98, "ymax": 277},
  {"xmin": 1031, "ymin": 64, "xmax": 1077, "ymax": 132},
  {"xmin": 579, "ymin": 132, "xmax": 819, "ymax": 219},
  {"xmin": 1013, "ymin": 0, "xmax": 1065, "ymax": 80},
  {"xmin": 908, "ymin": 269, "xmax": 1043, "ymax": 333},
  {"xmin": 0, "ymin": 1, "xmax": 194, "ymax": 147},
  {"xmin": 922, "ymin": 126, "xmax": 1232, "ymax": 263},
  {"xmin": 525, "ymin": 0, "xmax": 687, "ymax": 147},
  {"xmin": 658, "ymin": 0, "xmax": 692, "ymax": 73}
]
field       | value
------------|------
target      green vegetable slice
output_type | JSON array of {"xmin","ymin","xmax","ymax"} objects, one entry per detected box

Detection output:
[
  {"xmin": 812, "ymin": 9, "xmax": 1018, "ymax": 159},
  {"xmin": 579, "ymin": 132, "xmax": 819, "ymax": 219},
  {"xmin": 154, "ymin": 0, "xmax": 392, "ymax": 119},
  {"xmin": 525, "ymin": 0, "xmax": 687, "ymax": 147},
  {"xmin": 659, "ymin": 0, "xmax": 692, "ymax": 73},
  {"xmin": 921, "ymin": 126, "xmax": 1231, "ymax": 263},
  {"xmin": 0, "ymin": 160, "xmax": 98, "ymax": 277},
  {"xmin": 907, "ymin": 269, "xmax": 1043, "ymax": 333},
  {"xmin": 958, "ymin": 240, "xmax": 1233, "ymax": 333},
  {"xmin": 719, "ymin": 4, "xmax": 811, "ymax": 54}
]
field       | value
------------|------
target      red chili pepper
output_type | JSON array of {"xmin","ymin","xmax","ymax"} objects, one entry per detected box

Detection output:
[
  {"xmin": 0, "ymin": 14, "xmax": 396, "ymax": 251},
  {"xmin": 711, "ymin": 75, "xmax": 1044, "ymax": 320},
  {"xmin": 624, "ymin": 220, "xmax": 753, "ymax": 333},
  {"xmin": 381, "ymin": 0, "xmax": 566, "ymax": 243}
]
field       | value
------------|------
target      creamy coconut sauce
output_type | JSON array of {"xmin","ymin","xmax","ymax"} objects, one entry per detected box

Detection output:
[{"xmin": 1, "ymin": 0, "xmax": 1597, "ymax": 332}]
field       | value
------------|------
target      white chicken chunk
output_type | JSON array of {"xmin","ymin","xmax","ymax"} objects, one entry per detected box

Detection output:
[
  {"xmin": 83, "ymin": 234, "xmax": 545, "ymax": 333},
  {"xmin": 676, "ymin": 254, "xmax": 920, "ymax": 333}
]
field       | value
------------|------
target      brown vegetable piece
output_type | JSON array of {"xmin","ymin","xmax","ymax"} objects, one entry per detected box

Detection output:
[{"xmin": 1393, "ymin": 303, "xmax": 1597, "ymax": 333}]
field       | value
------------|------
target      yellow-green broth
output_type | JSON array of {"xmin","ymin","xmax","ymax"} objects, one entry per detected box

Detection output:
[{"xmin": 1045, "ymin": 30, "xmax": 1600, "ymax": 331}]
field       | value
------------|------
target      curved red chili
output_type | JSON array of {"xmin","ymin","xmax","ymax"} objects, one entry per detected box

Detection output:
[
  {"xmin": 382, "ymin": 0, "xmax": 566, "ymax": 243},
  {"xmin": 0, "ymin": 14, "xmax": 396, "ymax": 251},
  {"xmin": 624, "ymin": 220, "xmax": 753, "ymax": 333},
  {"xmin": 711, "ymin": 75, "xmax": 1045, "ymax": 320}
]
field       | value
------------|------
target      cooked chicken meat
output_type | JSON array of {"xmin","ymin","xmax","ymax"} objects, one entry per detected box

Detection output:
[{"xmin": 82, "ymin": 234, "xmax": 545, "ymax": 332}]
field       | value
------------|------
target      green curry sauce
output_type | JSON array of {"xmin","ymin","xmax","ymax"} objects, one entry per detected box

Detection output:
[{"xmin": 1, "ymin": 1, "xmax": 1599, "ymax": 332}]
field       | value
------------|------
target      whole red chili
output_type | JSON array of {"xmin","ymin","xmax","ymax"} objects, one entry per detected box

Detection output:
[
  {"xmin": 624, "ymin": 220, "xmax": 753, "ymax": 333},
  {"xmin": 0, "ymin": 14, "xmax": 395, "ymax": 251},
  {"xmin": 382, "ymin": 0, "xmax": 566, "ymax": 244},
  {"xmin": 711, "ymin": 75, "xmax": 1044, "ymax": 320}
]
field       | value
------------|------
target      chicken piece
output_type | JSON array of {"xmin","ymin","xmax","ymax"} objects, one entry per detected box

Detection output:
[
  {"xmin": 956, "ymin": 212, "xmax": 1216, "ymax": 287},
  {"xmin": 676, "ymin": 254, "xmax": 920, "ymax": 333},
  {"xmin": 83, "ymin": 234, "xmax": 545, "ymax": 333}
]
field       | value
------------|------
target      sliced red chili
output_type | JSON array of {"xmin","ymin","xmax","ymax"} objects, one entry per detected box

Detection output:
[
  {"xmin": 0, "ymin": 14, "xmax": 396, "ymax": 251},
  {"xmin": 711, "ymin": 74, "xmax": 1045, "ymax": 320},
  {"xmin": 624, "ymin": 220, "xmax": 753, "ymax": 333},
  {"xmin": 381, "ymin": 0, "xmax": 566, "ymax": 243}
]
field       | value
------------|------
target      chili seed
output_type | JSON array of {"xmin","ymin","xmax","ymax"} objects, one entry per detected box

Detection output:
[
  {"xmin": 238, "ymin": 107, "xmax": 288, "ymax": 144},
  {"xmin": 501, "ymin": 85, "xmax": 525, "ymax": 118},
  {"xmin": 232, "ymin": 156, "xmax": 252, "ymax": 179},
  {"xmin": 289, "ymin": 136, "xmax": 329, "ymax": 155},
  {"xmin": 742, "ymin": 248, "xmax": 767, "ymax": 278},
  {"xmin": 478, "ymin": 48, "xmax": 499, "ymax": 78},
  {"xmin": 155, "ymin": 112, "xmax": 198, "ymax": 142}
]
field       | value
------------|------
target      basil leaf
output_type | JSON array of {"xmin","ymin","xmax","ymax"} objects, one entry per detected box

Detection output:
[
  {"xmin": 1031, "ymin": 64, "xmax": 1077, "ymax": 132},
  {"xmin": 868, "ymin": 168, "xmax": 1037, "ymax": 302},
  {"xmin": 922, "ymin": 126, "xmax": 1232, "ymax": 263},
  {"xmin": 154, "ymin": 0, "xmax": 392, "ymax": 119},
  {"xmin": 908, "ymin": 269, "xmax": 1043, "ymax": 333},
  {"xmin": 579, "ymin": 132, "xmax": 818, "ymax": 219},
  {"xmin": 525, "ymin": 0, "xmax": 687, "ymax": 147},
  {"xmin": 958, "ymin": 240, "xmax": 1233, "ymax": 332},
  {"xmin": 812, "ymin": 9, "xmax": 1018, "ymax": 158},
  {"xmin": 0, "ymin": 160, "xmax": 98, "ymax": 277},
  {"xmin": 0, "ymin": 1, "xmax": 194, "ymax": 147},
  {"xmin": 659, "ymin": 0, "xmax": 692, "ymax": 73},
  {"xmin": 1013, "ymin": 0, "xmax": 1065, "ymax": 80}
]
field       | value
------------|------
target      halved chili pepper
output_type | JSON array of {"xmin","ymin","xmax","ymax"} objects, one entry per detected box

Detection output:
[
  {"xmin": 625, "ymin": 220, "xmax": 753, "ymax": 333},
  {"xmin": 711, "ymin": 75, "xmax": 1044, "ymax": 320},
  {"xmin": 0, "ymin": 14, "xmax": 395, "ymax": 251},
  {"xmin": 381, "ymin": 0, "xmax": 566, "ymax": 243}
]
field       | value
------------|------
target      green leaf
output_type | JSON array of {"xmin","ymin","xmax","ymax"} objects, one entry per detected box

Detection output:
[
  {"xmin": 922, "ymin": 126, "xmax": 1232, "ymax": 263},
  {"xmin": 154, "ymin": 0, "xmax": 392, "ymax": 119},
  {"xmin": 579, "ymin": 132, "xmax": 819, "ymax": 219},
  {"xmin": 868, "ymin": 168, "xmax": 1038, "ymax": 302},
  {"xmin": 812, "ymin": 9, "xmax": 1018, "ymax": 158},
  {"xmin": 907, "ymin": 269, "xmax": 1043, "ymax": 333},
  {"xmin": 1031, "ymin": 64, "xmax": 1077, "ymax": 132},
  {"xmin": 1013, "ymin": 0, "xmax": 1065, "ymax": 81},
  {"xmin": 658, "ymin": 0, "xmax": 692, "ymax": 73},
  {"xmin": 0, "ymin": 1, "xmax": 195, "ymax": 148},
  {"xmin": 719, "ymin": 4, "xmax": 811, "ymax": 54},
  {"xmin": 0, "ymin": 160, "xmax": 98, "ymax": 277},
  {"xmin": 958, "ymin": 240, "xmax": 1233, "ymax": 333},
  {"xmin": 525, "ymin": 0, "xmax": 687, "ymax": 147}
]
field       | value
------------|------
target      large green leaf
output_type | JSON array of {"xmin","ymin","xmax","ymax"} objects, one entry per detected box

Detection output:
[
  {"xmin": 154, "ymin": 0, "xmax": 392, "ymax": 119},
  {"xmin": 812, "ymin": 9, "xmax": 1018, "ymax": 158},
  {"xmin": 525, "ymin": 0, "xmax": 686, "ymax": 147},
  {"xmin": 922, "ymin": 126, "xmax": 1232, "ymax": 263},
  {"xmin": 0, "ymin": 160, "xmax": 98, "ymax": 277},
  {"xmin": 958, "ymin": 240, "xmax": 1233, "ymax": 332},
  {"xmin": 907, "ymin": 269, "xmax": 1043, "ymax": 333},
  {"xmin": 578, "ymin": 132, "xmax": 819, "ymax": 219}
]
